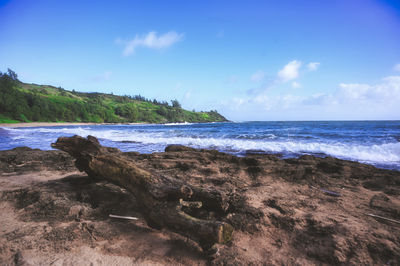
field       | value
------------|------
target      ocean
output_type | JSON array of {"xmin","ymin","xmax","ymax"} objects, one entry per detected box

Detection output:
[{"xmin": 1, "ymin": 121, "xmax": 400, "ymax": 170}]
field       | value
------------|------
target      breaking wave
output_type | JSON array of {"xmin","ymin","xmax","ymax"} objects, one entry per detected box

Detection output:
[{"xmin": 2, "ymin": 121, "xmax": 400, "ymax": 170}]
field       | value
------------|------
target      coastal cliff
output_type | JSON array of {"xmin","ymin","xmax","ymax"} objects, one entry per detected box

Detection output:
[{"xmin": 0, "ymin": 69, "xmax": 228, "ymax": 124}]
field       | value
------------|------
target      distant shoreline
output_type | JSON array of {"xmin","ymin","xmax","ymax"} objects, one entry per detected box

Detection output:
[{"xmin": 0, "ymin": 122, "xmax": 146, "ymax": 128}]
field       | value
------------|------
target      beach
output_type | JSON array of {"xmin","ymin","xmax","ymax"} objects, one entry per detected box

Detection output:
[
  {"xmin": 0, "ymin": 122, "xmax": 146, "ymax": 128},
  {"xmin": 0, "ymin": 141, "xmax": 399, "ymax": 264},
  {"xmin": 2, "ymin": 0, "xmax": 399, "ymax": 264}
]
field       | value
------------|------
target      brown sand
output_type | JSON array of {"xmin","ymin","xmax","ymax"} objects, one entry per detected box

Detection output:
[
  {"xmin": 0, "ymin": 146, "xmax": 399, "ymax": 265},
  {"xmin": 0, "ymin": 122, "xmax": 101, "ymax": 128},
  {"xmin": 0, "ymin": 122, "xmax": 146, "ymax": 128}
]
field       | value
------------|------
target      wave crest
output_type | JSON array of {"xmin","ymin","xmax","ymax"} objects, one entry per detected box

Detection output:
[{"xmin": 2, "ymin": 125, "xmax": 400, "ymax": 169}]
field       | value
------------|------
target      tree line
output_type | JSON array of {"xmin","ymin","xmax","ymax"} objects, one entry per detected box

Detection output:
[{"xmin": 0, "ymin": 69, "xmax": 227, "ymax": 123}]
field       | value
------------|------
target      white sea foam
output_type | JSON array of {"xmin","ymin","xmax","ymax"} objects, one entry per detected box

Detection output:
[
  {"xmin": 3, "ymin": 126, "xmax": 400, "ymax": 167},
  {"xmin": 163, "ymin": 122, "xmax": 193, "ymax": 126},
  {"xmin": 41, "ymin": 127, "xmax": 399, "ymax": 164}
]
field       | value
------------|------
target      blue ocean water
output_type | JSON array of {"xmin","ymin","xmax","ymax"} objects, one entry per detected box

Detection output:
[{"xmin": 1, "ymin": 121, "xmax": 400, "ymax": 170}]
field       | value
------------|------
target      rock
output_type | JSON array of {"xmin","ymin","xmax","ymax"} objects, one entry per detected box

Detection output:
[
  {"xmin": 370, "ymin": 193, "xmax": 400, "ymax": 219},
  {"xmin": 165, "ymin": 144, "xmax": 197, "ymax": 152},
  {"xmin": 14, "ymin": 250, "xmax": 31, "ymax": 266}
]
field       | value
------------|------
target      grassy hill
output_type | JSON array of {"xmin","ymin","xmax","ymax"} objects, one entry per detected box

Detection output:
[{"xmin": 0, "ymin": 69, "xmax": 228, "ymax": 124}]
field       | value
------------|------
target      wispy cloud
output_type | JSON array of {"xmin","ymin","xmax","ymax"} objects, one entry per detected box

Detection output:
[
  {"xmin": 337, "ymin": 83, "xmax": 371, "ymax": 101},
  {"xmin": 393, "ymin": 63, "xmax": 400, "ymax": 72},
  {"xmin": 337, "ymin": 76, "xmax": 400, "ymax": 103},
  {"xmin": 301, "ymin": 76, "xmax": 400, "ymax": 108},
  {"xmin": 291, "ymin": 81, "xmax": 301, "ymax": 88},
  {"xmin": 91, "ymin": 71, "xmax": 112, "ymax": 82},
  {"xmin": 184, "ymin": 90, "xmax": 192, "ymax": 100},
  {"xmin": 250, "ymin": 70, "xmax": 266, "ymax": 82},
  {"xmin": 220, "ymin": 75, "xmax": 400, "ymax": 120},
  {"xmin": 173, "ymin": 82, "xmax": 182, "ymax": 91},
  {"xmin": 277, "ymin": 60, "xmax": 302, "ymax": 82},
  {"xmin": 117, "ymin": 31, "xmax": 184, "ymax": 56},
  {"xmin": 307, "ymin": 62, "xmax": 320, "ymax": 71}
]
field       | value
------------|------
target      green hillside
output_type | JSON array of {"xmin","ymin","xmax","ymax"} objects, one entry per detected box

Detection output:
[{"xmin": 0, "ymin": 69, "xmax": 228, "ymax": 124}]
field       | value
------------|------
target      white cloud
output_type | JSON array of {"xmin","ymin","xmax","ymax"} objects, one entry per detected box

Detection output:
[
  {"xmin": 281, "ymin": 94, "xmax": 303, "ymax": 108},
  {"xmin": 278, "ymin": 60, "xmax": 302, "ymax": 82},
  {"xmin": 219, "ymin": 75, "xmax": 400, "ymax": 120},
  {"xmin": 393, "ymin": 63, "xmax": 400, "ymax": 72},
  {"xmin": 337, "ymin": 76, "xmax": 400, "ymax": 103},
  {"xmin": 307, "ymin": 62, "xmax": 320, "ymax": 71},
  {"xmin": 118, "ymin": 31, "xmax": 184, "ymax": 56},
  {"xmin": 250, "ymin": 71, "xmax": 266, "ymax": 82},
  {"xmin": 291, "ymin": 81, "xmax": 301, "ymax": 88},
  {"xmin": 338, "ymin": 83, "xmax": 371, "ymax": 101}
]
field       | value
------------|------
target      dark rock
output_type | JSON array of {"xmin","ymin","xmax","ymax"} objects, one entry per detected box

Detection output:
[
  {"xmin": 0, "ymin": 148, "xmax": 75, "ymax": 173},
  {"xmin": 317, "ymin": 160, "xmax": 343, "ymax": 174},
  {"xmin": 14, "ymin": 250, "xmax": 31, "ymax": 266},
  {"xmin": 165, "ymin": 144, "xmax": 197, "ymax": 152},
  {"xmin": 370, "ymin": 193, "xmax": 400, "ymax": 219}
]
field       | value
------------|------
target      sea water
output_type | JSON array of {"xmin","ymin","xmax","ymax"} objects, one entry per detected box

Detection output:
[{"xmin": 1, "ymin": 121, "xmax": 399, "ymax": 170}]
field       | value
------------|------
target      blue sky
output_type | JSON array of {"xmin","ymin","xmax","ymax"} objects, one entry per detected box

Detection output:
[{"xmin": 1, "ymin": 0, "xmax": 400, "ymax": 121}]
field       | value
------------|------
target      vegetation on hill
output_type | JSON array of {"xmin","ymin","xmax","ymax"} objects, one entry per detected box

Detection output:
[{"xmin": 0, "ymin": 69, "xmax": 228, "ymax": 123}]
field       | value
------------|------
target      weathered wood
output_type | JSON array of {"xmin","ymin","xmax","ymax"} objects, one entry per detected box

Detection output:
[
  {"xmin": 51, "ymin": 135, "xmax": 233, "ymax": 250},
  {"xmin": 109, "ymin": 214, "xmax": 138, "ymax": 220},
  {"xmin": 365, "ymin": 213, "xmax": 400, "ymax": 225}
]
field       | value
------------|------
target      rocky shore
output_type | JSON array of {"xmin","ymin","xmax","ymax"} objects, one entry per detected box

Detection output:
[{"xmin": 0, "ymin": 145, "xmax": 399, "ymax": 265}]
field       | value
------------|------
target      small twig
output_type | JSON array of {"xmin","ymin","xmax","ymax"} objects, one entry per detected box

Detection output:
[
  {"xmin": 320, "ymin": 188, "xmax": 341, "ymax": 197},
  {"xmin": 311, "ymin": 186, "xmax": 341, "ymax": 197},
  {"xmin": 365, "ymin": 213, "xmax": 400, "ymax": 225},
  {"xmin": 109, "ymin": 214, "xmax": 138, "ymax": 220}
]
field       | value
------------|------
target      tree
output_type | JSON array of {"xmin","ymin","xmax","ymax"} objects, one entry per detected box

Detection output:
[
  {"xmin": 171, "ymin": 99, "xmax": 181, "ymax": 108},
  {"xmin": 7, "ymin": 68, "xmax": 18, "ymax": 81}
]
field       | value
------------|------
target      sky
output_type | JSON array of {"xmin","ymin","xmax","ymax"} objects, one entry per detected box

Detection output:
[{"xmin": 1, "ymin": 0, "xmax": 400, "ymax": 121}]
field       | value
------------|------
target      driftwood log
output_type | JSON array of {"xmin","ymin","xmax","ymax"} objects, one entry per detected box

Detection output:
[{"xmin": 51, "ymin": 135, "xmax": 233, "ymax": 250}]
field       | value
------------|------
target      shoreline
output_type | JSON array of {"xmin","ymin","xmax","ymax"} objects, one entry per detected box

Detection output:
[
  {"xmin": 1, "ymin": 122, "xmax": 398, "ymax": 172},
  {"xmin": 0, "ymin": 122, "xmax": 147, "ymax": 128},
  {"xmin": 0, "ymin": 121, "xmax": 224, "ymax": 128}
]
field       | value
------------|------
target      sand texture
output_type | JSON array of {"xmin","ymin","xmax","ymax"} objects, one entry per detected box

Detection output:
[
  {"xmin": 0, "ymin": 146, "xmax": 399, "ymax": 265},
  {"xmin": 0, "ymin": 122, "xmax": 147, "ymax": 128}
]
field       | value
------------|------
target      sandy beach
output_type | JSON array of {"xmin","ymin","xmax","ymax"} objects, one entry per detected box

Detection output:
[
  {"xmin": 0, "ymin": 140, "xmax": 399, "ymax": 265},
  {"xmin": 0, "ymin": 122, "xmax": 147, "ymax": 128},
  {"xmin": 0, "ymin": 122, "xmax": 101, "ymax": 128}
]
